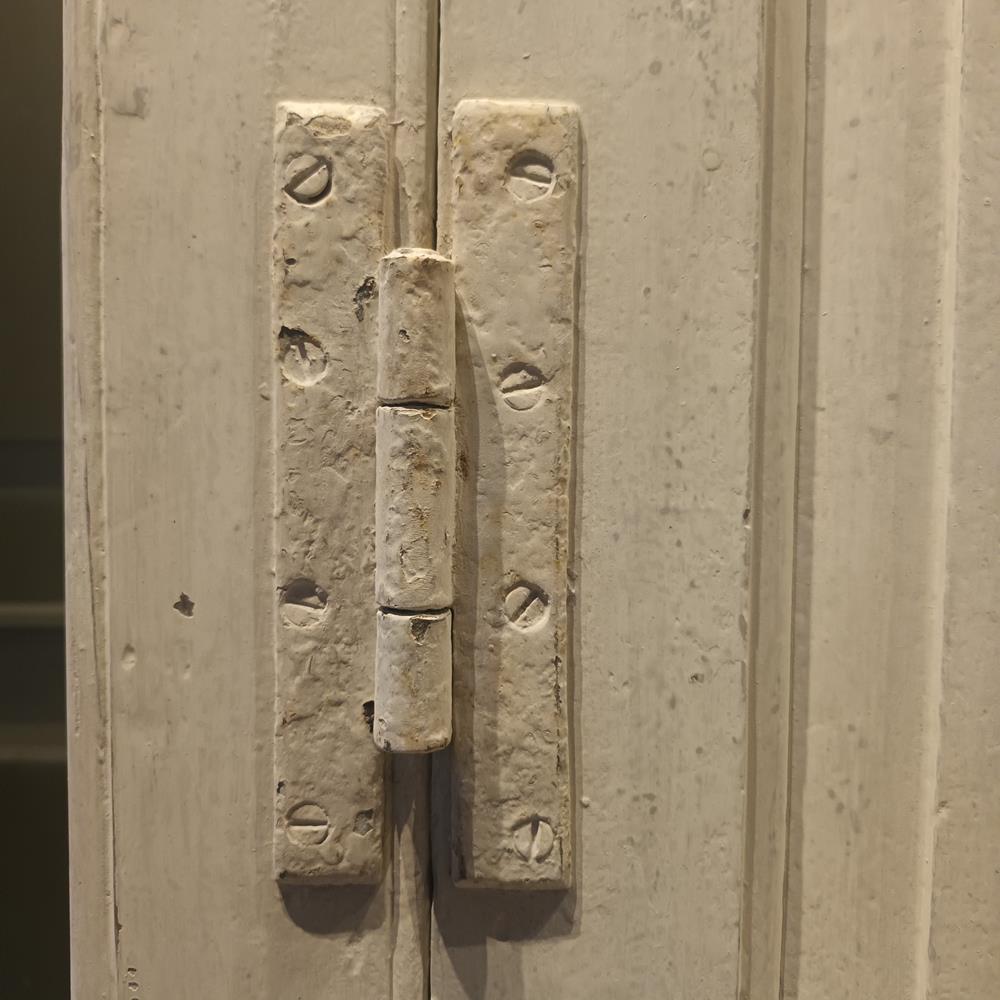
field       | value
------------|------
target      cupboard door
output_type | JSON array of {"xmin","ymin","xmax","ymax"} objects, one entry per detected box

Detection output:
[
  {"xmin": 65, "ymin": 2, "xmax": 437, "ymax": 996},
  {"xmin": 429, "ymin": 3, "xmax": 762, "ymax": 996}
]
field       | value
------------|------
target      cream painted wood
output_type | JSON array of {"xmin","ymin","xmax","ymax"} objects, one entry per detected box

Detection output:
[
  {"xmin": 66, "ymin": 0, "xmax": 1000, "ymax": 997},
  {"xmin": 431, "ymin": 1, "xmax": 761, "ymax": 993},
  {"xmin": 65, "ymin": 0, "xmax": 410, "ymax": 996},
  {"xmin": 784, "ymin": 1, "xmax": 960, "ymax": 995},
  {"xmin": 926, "ymin": 1, "xmax": 1000, "ymax": 993},
  {"xmin": 64, "ymin": 2, "xmax": 116, "ymax": 996}
]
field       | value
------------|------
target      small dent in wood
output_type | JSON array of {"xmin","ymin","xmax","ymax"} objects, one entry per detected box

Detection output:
[
  {"xmin": 172, "ymin": 593, "xmax": 194, "ymax": 618},
  {"xmin": 353, "ymin": 276, "xmax": 377, "ymax": 321},
  {"xmin": 362, "ymin": 700, "xmax": 375, "ymax": 733},
  {"xmin": 353, "ymin": 809, "xmax": 375, "ymax": 836}
]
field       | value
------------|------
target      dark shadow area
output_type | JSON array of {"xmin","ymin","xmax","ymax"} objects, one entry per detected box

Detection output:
[
  {"xmin": 781, "ymin": 0, "xmax": 827, "ymax": 992},
  {"xmin": 0, "ymin": 1, "xmax": 69, "ymax": 996},
  {"xmin": 278, "ymin": 882, "xmax": 387, "ymax": 937},
  {"xmin": 430, "ymin": 743, "xmax": 577, "ymax": 1000},
  {"xmin": 0, "ymin": 758, "xmax": 70, "ymax": 996}
]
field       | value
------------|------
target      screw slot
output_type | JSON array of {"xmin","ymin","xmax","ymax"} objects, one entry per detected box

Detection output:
[
  {"xmin": 503, "ymin": 581, "xmax": 550, "ymax": 630},
  {"xmin": 498, "ymin": 362, "xmax": 547, "ymax": 410},
  {"xmin": 512, "ymin": 815, "xmax": 555, "ymax": 862},
  {"xmin": 283, "ymin": 154, "xmax": 333, "ymax": 204},
  {"xmin": 286, "ymin": 802, "xmax": 330, "ymax": 846},
  {"xmin": 279, "ymin": 578, "xmax": 328, "ymax": 627},
  {"xmin": 506, "ymin": 150, "xmax": 556, "ymax": 202},
  {"xmin": 278, "ymin": 326, "xmax": 328, "ymax": 386}
]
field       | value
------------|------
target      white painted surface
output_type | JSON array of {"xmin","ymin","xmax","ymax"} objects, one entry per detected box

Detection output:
[
  {"xmin": 65, "ymin": 0, "xmax": 1000, "ymax": 996},
  {"xmin": 66, "ymin": 1, "xmax": 404, "ymax": 996},
  {"xmin": 432, "ymin": 4, "xmax": 759, "ymax": 993}
]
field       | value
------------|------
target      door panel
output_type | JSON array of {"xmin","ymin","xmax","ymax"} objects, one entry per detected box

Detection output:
[
  {"xmin": 430, "ymin": 2, "xmax": 761, "ymax": 995},
  {"xmin": 783, "ymin": 1, "xmax": 957, "ymax": 994},
  {"xmin": 67, "ymin": 1, "xmax": 408, "ymax": 996},
  {"xmin": 925, "ymin": 2, "xmax": 1000, "ymax": 993}
]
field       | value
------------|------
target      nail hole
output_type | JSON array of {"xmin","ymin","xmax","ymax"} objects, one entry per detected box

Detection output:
[
  {"xmin": 409, "ymin": 616, "xmax": 432, "ymax": 641},
  {"xmin": 353, "ymin": 276, "xmax": 377, "ymax": 321},
  {"xmin": 173, "ymin": 593, "xmax": 194, "ymax": 618},
  {"xmin": 353, "ymin": 809, "xmax": 374, "ymax": 836},
  {"xmin": 362, "ymin": 700, "xmax": 375, "ymax": 732}
]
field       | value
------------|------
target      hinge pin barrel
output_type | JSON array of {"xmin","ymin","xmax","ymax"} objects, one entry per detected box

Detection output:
[
  {"xmin": 377, "ymin": 249, "xmax": 456, "ymax": 406},
  {"xmin": 374, "ymin": 609, "xmax": 452, "ymax": 753},
  {"xmin": 375, "ymin": 405, "xmax": 455, "ymax": 610},
  {"xmin": 374, "ymin": 248, "xmax": 456, "ymax": 753}
]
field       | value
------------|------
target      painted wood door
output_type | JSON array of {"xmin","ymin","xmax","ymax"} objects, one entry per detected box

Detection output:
[{"xmin": 64, "ymin": 1, "xmax": 1000, "ymax": 998}]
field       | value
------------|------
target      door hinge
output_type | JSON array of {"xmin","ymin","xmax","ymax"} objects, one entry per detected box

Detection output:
[{"xmin": 271, "ymin": 99, "xmax": 579, "ymax": 890}]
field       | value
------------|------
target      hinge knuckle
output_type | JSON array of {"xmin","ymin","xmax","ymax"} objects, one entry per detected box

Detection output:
[
  {"xmin": 377, "ymin": 248, "xmax": 456, "ymax": 406},
  {"xmin": 374, "ymin": 404, "xmax": 455, "ymax": 610},
  {"xmin": 374, "ymin": 609, "xmax": 453, "ymax": 753},
  {"xmin": 374, "ymin": 249, "xmax": 456, "ymax": 753}
]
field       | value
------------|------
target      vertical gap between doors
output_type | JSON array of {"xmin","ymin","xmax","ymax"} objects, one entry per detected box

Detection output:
[
  {"xmin": 739, "ymin": 0, "xmax": 810, "ymax": 996},
  {"xmin": 388, "ymin": 4, "xmax": 442, "ymax": 998}
]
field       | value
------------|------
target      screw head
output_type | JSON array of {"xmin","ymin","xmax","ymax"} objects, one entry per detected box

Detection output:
[
  {"xmin": 278, "ymin": 327, "xmax": 328, "ymax": 387},
  {"xmin": 283, "ymin": 154, "xmax": 332, "ymax": 204},
  {"xmin": 279, "ymin": 578, "xmax": 328, "ymax": 627},
  {"xmin": 498, "ymin": 362, "xmax": 547, "ymax": 410},
  {"xmin": 286, "ymin": 802, "xmax": 330, "ymax": 846},
  {"xmin": 503, "ymin": 581, "xmax": 550, "ymax": 630},
  {"xmin": 512, "ymin": 816, "xmax": 555, "ymax": 862},
  {"xmin": 506, "ymin": 150, "xmax": 556, "ymax": 202}
]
